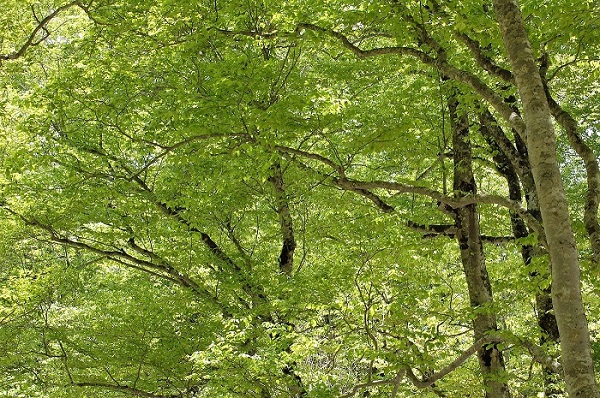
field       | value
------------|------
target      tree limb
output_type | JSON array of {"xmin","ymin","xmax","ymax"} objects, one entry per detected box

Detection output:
[
  {"xmin": 0, "ymin": 205, "xmax": 215, "ymax": 300},
  {"xmin": 453, "ymin": 31, "xmax": 514, "ymax": 83},
  {"xmin": 338, "ymin": 177, "xmax": 545, "ymax": 243},
  {"xmin": 407, "ymin": 220, "xmax": 515, "ymax": 244},
  {"xmin": 544, "ymin": 86, "xmax": 600, "ymax": 266},
  {"xmin": 71, "ymin": 382, "xmax": 182, "ymax": 398},
  {"xmin": 296, "ymin": 22, "xmax": 527, "ymax": 138},
  {"xmin": 0, "ymin": 1, "xmax": 79, "ymax": 62},
  {"xmin": 342, "ymin": 335, "xmax": 503, "ymax": 397}
]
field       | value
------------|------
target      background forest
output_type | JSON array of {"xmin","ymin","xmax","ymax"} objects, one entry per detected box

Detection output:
[{"xmin": 1, "ymin": 0, "xmax": 600, "ymax": 397}]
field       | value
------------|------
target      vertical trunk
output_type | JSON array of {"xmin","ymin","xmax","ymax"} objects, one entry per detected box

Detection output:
[
  {"xmin": 481, "ymin": 116, "xmax": 562, "ymax": 396},
  {"xmin": 449, "ymin": 93, "xmax": 511, "ymax": 398},
  {"xmin": 268, "ymin": 160, "xmax": 296, "ymax": 276},
  {"xmin": 268, "ymin": 160, "xmax": 306, "ymax": 397},
  {"xmin": 493, "ymin": 0, "xmax": 599, "ymax": 396}
]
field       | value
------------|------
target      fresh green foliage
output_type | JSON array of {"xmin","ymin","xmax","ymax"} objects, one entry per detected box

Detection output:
[{"xmin": 1, "ymin": 0, "xmax": 599, "ymax": 397}]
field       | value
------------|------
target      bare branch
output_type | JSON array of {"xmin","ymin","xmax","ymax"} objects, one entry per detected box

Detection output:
[
  {"xmin": 1, "ymin": 205, "xmax": 214, "ymax": 300},
  {"xmin": 337, "ymin": 177, "xmax": 545, "ymax": 243},
  {"xmin": 273, "ymin": 144, "xmax": 345, "ymax": 177},
  {"xmin": 407, "ymin": 220, "xmax": 515, "ymax": 244},
  {"xmin": 343, "ymin": 335, "xmax": 503, "ymax": 397},
  {"xmin": 271, "ymin": 142, "xmax": 541, "ymax": 237},
  {"xmin": 340, "ymin": 376, "xmax": 398, "ymax": 398},
  {"xmin": 407, "ymin": 220, "xmax": 457, "ymax": 236},
  {"xmin": 406, "ymin": 335, "xmax": 503, "ymax": 388},
  {"xmin": 128, "ymin": 132, "xmax": 248, "ymax": 180},
  {"xmin": 454, "ymin": 31, "xmax": 514, "ymax": 83},
  {"xmin": 273, "ymin": 144, "xmax": 395, "ymax": 213}
]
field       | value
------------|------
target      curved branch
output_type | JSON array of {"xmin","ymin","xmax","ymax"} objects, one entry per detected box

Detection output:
[
  {"xmin": 128, "ymin": 133, "xmax": 248, "ymax": 181},
  {"xmin": 0, "ymin": 1, "xmax": 79, "ymax": 62},
  {"xmin": 273, "ymin": 144, "xmax": 395, "ymax": 213},
  {"xmin": 273, "ymin": 144, "xmax": 345, "ymax": 177},
  {"xmin": 271, "ymin": 142, "xmax": 542, "ymax": 238},
  {"xmin": 338, "ymin": 177, "xmax": 545, "ymax": 243},
  {"xmin": 340, "ymin": 377, "xmax": 398, "ymax": 398},
  {"xmin": 407, "ymin": 220, "xmax": 515, "ymax": 244},
  {"xmin": 296, "ymin": 22, "xmax": 526, "ymax": 138},
  {"xmin": 342, "ymin": 335, "xmax": 502, "ymax": 397},
  {"xmin": 406, "ymin": 335, "xmax": 503, "ymax": 389},
  {"xmin": 0, "ymin": 205, "xmax": 216, "ymax": 301}
]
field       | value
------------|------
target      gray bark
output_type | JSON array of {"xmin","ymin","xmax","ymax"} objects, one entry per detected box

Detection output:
[
  {"xmin": 492, "ymin": 0, "xmax": 599, "ymax": 396},
  {"xmin": 480, "ymin": 113, "xmax": 562, "ymax": 396}
]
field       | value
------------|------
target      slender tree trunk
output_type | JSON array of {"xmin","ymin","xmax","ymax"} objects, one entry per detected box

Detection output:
[
  {"xmin": 449, "ymin": 93, "xmax": 511, "ymax": 398},
  {"xmin": 493, "ymin": 0, "xmax": 599, "ymax": 396},
  {"xmin": 268, "ymin": 159, "xmax": 307, "ymax": 397},
  {"xmin": 480, "ymin": 113, "xmax": 562, "ymax": 396}
]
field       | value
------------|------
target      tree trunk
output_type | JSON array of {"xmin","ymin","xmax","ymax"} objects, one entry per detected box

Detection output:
[
  {"xmin": 480, "ymin": 112, "xmax": 562, "ymax": 396},
  {"xmin": 492, "ymin": 0, "xmax": 599, "ymax": 396},
  {"xmin": 449, "ymin": 93, "xmax": 511, "ymax": 398}
]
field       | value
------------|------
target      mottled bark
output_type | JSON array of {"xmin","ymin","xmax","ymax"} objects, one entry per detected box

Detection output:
[
  {"xmin": 480, "ymin": 115, "xmax": 562, "ymax": 397},
  {"xmin": 449, "ymin": 93, "xmax": 511, "ymax": 398},
  {"xmin": 267, "ymin": 161, "xmax": 307, "ymax": 396},
  {"xmin": 493, "ymin": 0, "xmax": 599, "ymax": 396},
  {"xmin": 268, "ymin": 161, "xmax": 296, "ymax": 275}
]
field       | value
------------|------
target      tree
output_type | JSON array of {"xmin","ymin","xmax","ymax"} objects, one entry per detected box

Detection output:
[
  {"xmin": 493, "ymin": 0, "xmax": 598, "ymax": 395},
  {"xmin": 1, "ymin": 0, "xmax": 599, "ymax": 397}
]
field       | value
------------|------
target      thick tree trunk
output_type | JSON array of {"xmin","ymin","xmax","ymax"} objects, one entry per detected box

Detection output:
[
  {"xmin": 493, "ymin": 0, "xmax": 599, "ymax": 396},
  {"xmin": 449, "ymin": 94, "xmax": 511, "ymax": 398}
]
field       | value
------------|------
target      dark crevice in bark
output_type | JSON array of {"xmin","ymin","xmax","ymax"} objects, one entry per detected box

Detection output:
[
  {"xmin": 406, "ymin": 220, "xmax": 515, "ymax": 243},
  {"xmin": 266, "ymin": 160, "xmax": 307, "ymax": 396},
  {"xmin": 268, "ymin": 161, "xmax": 297, "ymax": 276}
]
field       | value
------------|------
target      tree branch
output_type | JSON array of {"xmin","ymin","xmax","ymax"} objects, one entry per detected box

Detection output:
[
  {"xmin": 270, "ymin": 142, "xmax": 542, "ymax": 239},
  {"xmin": 128, "ymin": 133, "xmax": 248, "ymax": 181},
  {"xmin": 0, "ymin": 1, "xmax": 79, "ymax": 62},
  {"xmin": 0, "ymin": 205, "xmax": 216, "ymax": 301},
  {"xmin": 406, "ymin": 335, "xmax": 503, "ymax": 389},
  {"xmin": 407, "ymin": 220, "xmax": 515, "ymax": 244},
  {"xmin": 544, "ymin": 86, "xmax": 600, "ymax": 265},
  {"xmin": 454, "ymin": 31, "xmax": 514, "ymax": 83},
  {"xmin": 340, "ymin": 377, "xmax": 398, "ymax": 398},
  {"xmin": 342, "ymin": 335, "xmax": 503, "ymax": 397},
  {"xmin": 71, "ymin": 382, "xmax": 181, "ymax": 398},
  {"xmin": 338, "ymin": 177, "xmax": 545, "ymax": 242},
  {"xmin": 273, "ymin": 144, "xmax": 395, "ymax": 213},
  {"xmin": 296, "ymin": 22, "xmax": 527, "ymax": 138}
]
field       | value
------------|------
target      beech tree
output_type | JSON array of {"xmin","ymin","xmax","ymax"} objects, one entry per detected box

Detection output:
[{"xmin": 1, "ymin": 0, "xmax": 599, "ymax": 397}]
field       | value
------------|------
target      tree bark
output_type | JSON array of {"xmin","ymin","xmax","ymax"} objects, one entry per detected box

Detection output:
[
  {"xmin": 449, "ymin": 92, "xmax": 511, "ymax": 398},
  {"xmin": 480, "ymin": 114, "xmax": 562, "ymax": 396},
  {"xmin": 493, "ymin": 0, "xmax": 599, "ymax": 396}
]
